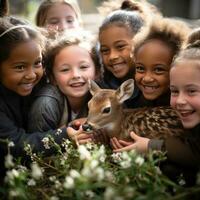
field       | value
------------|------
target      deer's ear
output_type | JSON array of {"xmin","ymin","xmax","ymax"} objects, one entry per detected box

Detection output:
[
  {"xmin": 116, "ymin": 79, "xmax": 134, "ymax": 103},
  {"xmin": 88, "ymin": 80, "xmax": 101, "ymax": 96}
]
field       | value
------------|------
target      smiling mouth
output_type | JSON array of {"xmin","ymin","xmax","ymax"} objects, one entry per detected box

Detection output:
[
  {"xmin": 70, "ymin": 82, "xmax": 85, "ymax": 87},
  {"xmin": 179, "ymin": 110, "xmax": 194, "ymax": 118},
  {"xmin": 142, "ymin": 85, "xmax": 159, "ymax": 93}
]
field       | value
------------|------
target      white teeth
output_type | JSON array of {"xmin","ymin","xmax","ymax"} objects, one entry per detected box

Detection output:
[{"xmin": 70, "ymin": 83, "xmax": 84, "ymax": 87}]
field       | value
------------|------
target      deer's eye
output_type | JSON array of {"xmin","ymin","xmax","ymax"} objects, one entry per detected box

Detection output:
[{"xmin": 102, "ymin": 107, "xmax": 111, "ymax": 114}]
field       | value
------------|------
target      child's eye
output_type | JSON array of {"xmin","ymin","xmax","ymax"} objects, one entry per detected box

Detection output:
[
  {"xmin": 34, "ymin": 60, "xmax": 42, "ymax": 68},
  {"xmin": 170, "ymin": 90, "xmax": 179, "ymax": 96},
  {"xmin": 80, "ymin": 65, "xmax": 89, "ymax": 70},
  {"xmin": 187, "ymin": 89, "xmax": 197, "ymax": 95},
  {"xmin": 100, "ymin": 48, "xmax": 109, "ymax": 55},
  {"xmin": 154, "ymin": 66, "xmax": 166, "ymax": 74},
  {"xmin": 47, "ymin": 19, "xmax": 59, "ymax": 25},
  {"xmin": 135, "ymin": 65, "xmax": 144, "ymax": 73},
  {"xmin": 66, "ymin": 18, "xmax": 74, "ymax": 24},
  {"xmin": 15, "ymin": 65, "xmax": 25, "ymax": 71},
  {"xmin": 116, "ymin": 44, "xmax": 126, "ymax": 50}
]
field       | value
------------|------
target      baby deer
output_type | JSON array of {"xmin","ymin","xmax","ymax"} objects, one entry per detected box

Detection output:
[{"xmin": 82, "ymin": 79, "xmax": 184, "ymax": 140}]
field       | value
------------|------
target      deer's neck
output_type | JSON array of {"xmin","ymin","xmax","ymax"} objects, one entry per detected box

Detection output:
[{"xmin": 106, "ymin": 107, "xmax": 124, "ymax": 138}]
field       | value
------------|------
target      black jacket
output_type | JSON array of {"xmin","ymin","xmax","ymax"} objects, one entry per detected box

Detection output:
[
  {"xmin": 28, "ymin": 84, "xmax": 89, "ymax": 132},
  {"xmin": 0, "ymin": 84, "xmax": 67, "ymax": 158}
]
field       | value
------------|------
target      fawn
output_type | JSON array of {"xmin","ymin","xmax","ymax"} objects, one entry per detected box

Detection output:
[{"xmin": 82, "ymin": 79, "xmax": 184, "ymax": 140}]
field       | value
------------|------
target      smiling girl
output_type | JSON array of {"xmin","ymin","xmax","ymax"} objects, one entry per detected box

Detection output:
[
  {"xmin": 28, "ymin": 30, "xmax": 99, "ymax": 132},
  {"xmin": 133, "ymin": 16, "xmax": 190, "ymax": 107}
]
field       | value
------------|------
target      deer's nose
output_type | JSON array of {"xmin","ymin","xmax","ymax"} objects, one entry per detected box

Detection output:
[{"xmin": 82, "ymin": 123, "xmax": 93, "ymax": 132}]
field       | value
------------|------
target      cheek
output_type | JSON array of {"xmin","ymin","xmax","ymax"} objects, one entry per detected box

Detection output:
[
  {"xmin": 135, "ymin": 73, "xmax": 143, "ymax": 83},
  {"xmin": 170, "ymin": 96, "xmax": 176, "ymax": 108},
  {"xmin": 54, "ymin": 73, "xmax": 69, "ymax": 86},
  {"xmin": 36, "ymin": 68, "xmax": 44, "ymax": 79}
]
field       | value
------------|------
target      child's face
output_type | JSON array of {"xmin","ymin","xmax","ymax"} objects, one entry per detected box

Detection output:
[
  {"xmin": 45, "ymin": 3, "xmax": 79, "ymax": 32},
  {"xmin": 99, "ymin": 25, "xmax": 133, "ymax": 79},
  {"xmin": 170, "ymin": 61, "xmax": 200, "ymax": 129},
  {"xmin": 0, "ymin": 41, "xmax": 43, "ymax": 96},
  {"xmin": 53, "ymin": 45, "xmax": 96, "ymax": 100},
  {"xmin": 135, "ymin": 40, "xmax": 172, "ymax": 100}
]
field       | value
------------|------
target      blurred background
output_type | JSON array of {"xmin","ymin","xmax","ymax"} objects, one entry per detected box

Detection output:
[{"xmin": 7, "ymin": 0, "xmax": 200, "ymax": 32}]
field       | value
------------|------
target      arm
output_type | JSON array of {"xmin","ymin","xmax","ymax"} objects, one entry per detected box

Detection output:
[
  {"xmin": 28, "ymin": 96, "xmax": 61, "ymax": 132},
  {"xmin": 111, "ymin": 131, "xmax": 200, "ymax": 168}
]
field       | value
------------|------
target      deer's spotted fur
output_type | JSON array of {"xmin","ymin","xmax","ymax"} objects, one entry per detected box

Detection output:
[{"xmin": 83, "ymin": 79, "xmax": 184, "ymax": 140}]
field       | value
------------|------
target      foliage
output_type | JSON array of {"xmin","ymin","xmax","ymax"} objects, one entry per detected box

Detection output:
[{"xmin": 0, "ymin": 137, "xmax": 200, "ymax": 200}]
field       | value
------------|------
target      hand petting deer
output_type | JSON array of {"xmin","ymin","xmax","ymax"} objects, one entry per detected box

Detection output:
[{"xmin": 82, "ymin": 79, "xmax": 184, "ymax": 141}]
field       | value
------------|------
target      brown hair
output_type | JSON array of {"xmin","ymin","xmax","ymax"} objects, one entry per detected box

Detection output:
[
  {"xmin": 43, "ymin": 30, "xmax": 100, "ymax": 80},
  {"xmin": 133, "ymin": 17, "xmax": 190, "ymax": 60},
  {"xmin": 35, "ymin": 0, "xmax": 82, "ymax": 27}
]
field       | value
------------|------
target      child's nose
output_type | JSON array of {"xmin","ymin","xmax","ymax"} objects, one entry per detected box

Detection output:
[
  {"xmin": 176, "ymin": 93, "xmax": 187, "ymax": 105},
  {"xmin": 142, "ymin": 73, "xmax": 154, "ymax": 82},
  {"xmin": 25, "ymin": 68, "xmax": 37, "ymax": 80},
  {"xmin": 58, "ymin": 20, "xmax": 68, "ymax": 31},
  {"xmin": 72, "ymin": 68, "xmax": 81, "ymax": 78},
  {"xmin": 109, "ymin": 49, "xmax": 118, "ymax": 60}
]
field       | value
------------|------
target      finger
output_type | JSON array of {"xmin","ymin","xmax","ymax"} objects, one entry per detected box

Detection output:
[
  {"xmin": 111, "ymin": 137, "xmax": 124, "ymax": 149},
  {"xmin": 130, "ymin": 131, "xmax": 140, "ymax": 141},
  {"xmin": 78, "ymin": 138, "xmax": 93, "ymax": 145},
  {"xmin": 118, "ymin": 140, "xmax": 134, "ymax": 146},
  {"xmin": 77, "ymin": 133, "xmax": 92, "ymax": 140},
  {"xmin": 110, "ymin": 138, "xmax": 118, "ymax": 149},
  {"xmin": 113, "ymin": 144, "xmax": 136, "ymax": 152}
]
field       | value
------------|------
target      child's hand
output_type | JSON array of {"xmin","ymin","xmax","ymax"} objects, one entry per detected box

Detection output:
[
  {"xmin": 111, "ymin": 131, "xmax": 150, "ymax": 153},
  {"xmin": 67, "ymin": 126, "xmax": 92, "ymax": 146}
]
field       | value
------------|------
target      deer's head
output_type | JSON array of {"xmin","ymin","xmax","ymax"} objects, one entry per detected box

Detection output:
[{"xmin": 82, "ymin": 79, "xmax": 134, "ymax": 136}]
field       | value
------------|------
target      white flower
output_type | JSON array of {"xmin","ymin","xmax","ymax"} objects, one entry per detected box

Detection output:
[
  {"xmin": 69, "ymin": 169, "xmax": 80, "ymax": 179},
  {"xmin": 5, "ymin": 154, "xmax": 14, "ymax": 168},
  {"xmin": 111, "ymin": 152, "xmax": 122, "ymax": 163},
  {"xmin": 27, "ymin": 179, "xmax": 36, "ymax": 186},
  {"xmin": 49, "ymin": 176, "xmax": 57, "ymax": 182},
  {"xmin": 8, "ymin": 141, "xmax": 15, "ymax": 147},
  {"xmin": 5, "ymin": 169, "xmax": 19, "ymax": 184},
  {"xmin": 55, "ymin": 128, "xmax": 62, "ymax": 136},
  {"xmin": 78, "ymin": 145, "xmax": 91, "ymax": 160},
  {"xmin": 42, "ymin": 137, "xmax": 50, "ymax": 149},
  {"xmin": 120, "ymin": 152, "xmax": 131, "ymax": 168},
  {"xmin": 135, "ymin": 156, "xmax": 144, "ymax": 166},
  {"xmin": 50, "ymin": 196, "xmax": 59, "ymax": 200},
  {"xmin": 63, "ymin": 176, "xmax": 74, "ymax": 189},
  {"xmin": 9, "ymin": 189, "xmax": 20, "ymax": 197},
  {"xmin": 31, "ymin": 163, "xmax": 43, "ymax": 180},
  {"xmin": 104, "ymin": 187, "xmax": 116, "ymax": 200},
  {"xmin": 95, "ymin": 167, "xmax": 105, "ymax": 181},
  {"xmin": 90, "ymin": 160, "xmax": 99, "ymax": 169},
  {"xmin": 82, "ymin": 167, "xmax": 92, "ymax": 178},
  {"xmin": 85, "ymin": 190, "xmax": 95, "ymax": 198}
]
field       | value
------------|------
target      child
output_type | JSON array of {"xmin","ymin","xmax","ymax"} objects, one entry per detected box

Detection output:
[
  {"xmin": 0, "ymin": 17, "xmax": 91, "ymax": 173},
  {"xmin": 28, "ymin": 30, "xmax": 100, "ymax": 132},
  {"xmin": 97, "ymin": 8, "xmax": 144, "ymax": 108},
  {"xmin": 111, "ymin": 28, "xmax": 200, "ymax": 186},
  {"xmin": 35, "ymin": 0, "xmax": 82, "ymax": 35},
  {"xmin": 133, "ymin": 17, "xmax": 190, "ymax": 107}
]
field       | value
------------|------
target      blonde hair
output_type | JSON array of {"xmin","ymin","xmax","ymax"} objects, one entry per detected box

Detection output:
[
  {"xmin": 172, "ymin": 28, "xmax": 200, "ymax": 68},
  {"xmin": 35, "ymin": 0, "xmax": 82, "ymax": 27}
]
